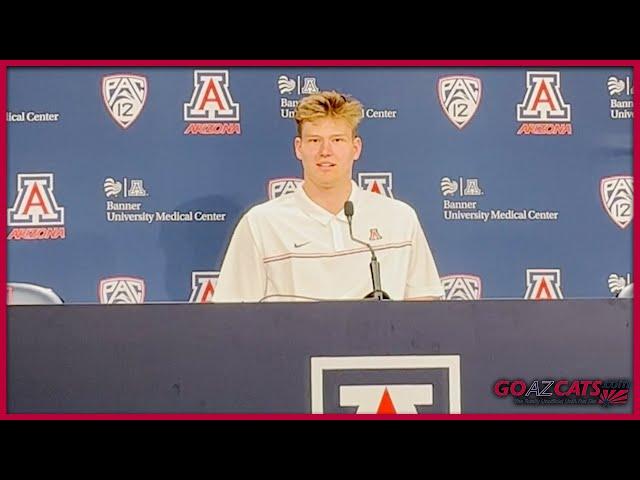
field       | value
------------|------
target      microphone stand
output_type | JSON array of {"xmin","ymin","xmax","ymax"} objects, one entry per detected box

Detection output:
[
  {"xmin": 366, "ymin": 251, "xmax": 386, "ymax": 300},
  {"xmin": 345, "ymin": 201, "xmax": 390, "ymax": 300}
]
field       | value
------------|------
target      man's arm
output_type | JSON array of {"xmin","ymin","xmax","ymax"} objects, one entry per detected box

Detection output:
[
  {"xmin": 404, "ymin": 209, "xmax": 445, "ymax": 301},
  {"xmin": 212, "ymin": 213, "xmax": 267, "ymax": 303}
]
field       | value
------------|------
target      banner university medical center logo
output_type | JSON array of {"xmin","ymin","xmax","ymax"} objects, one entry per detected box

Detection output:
[
  {"xmin": 608, "ymin": 272, "xmax": 632, "ymax": 295},
  {"xmin": 516, "ymin": 71, "xmax": 572, "ymax": 135},
  {"xmin": 183, "ymin": 70, "xmax": 240, "ymax": 135},
  {"xmin": 8, "ymin": 173, "xmax": 65, "ymax": 240},
  {"xmin": 104, "ymin": 177, "xmax": 148, "ymax": 198},
  {"xmin": 102, "ymin": 74, "xmax": 147, "ymax": 129},
  {"xmin": 607, "ymin": 74, "xmax": 633, "ymax": 120},
  {"xmin": 600, "ymin": 175, "xmax": 633, "ymax": 229},
  {"xmin": 99, "ymin": 276, "xmax": 145, "ymax": 304},
  {"xmin": 438, "ymin": 75, "xmax": 482, "ymax": 129},
  {"xmin": 441, "ymin": 274, "xmax": 482, "ymax": 300},
  {"xmin": 310, "ymin": 355, "xmax": 461, "ymax": 414},
  {"xmin": 277, "ymin": 74, "xmax": 320, "ymax": 96},
  {"xmin": 524, "ymin": 269, "xmax": 563, "ymax": 300},
  {"xmin": 277, "ymin": 74, "xmax": 321, "ymax": 119},
  {"xmin": 189, "ymin": 271, "xmax": 219, "ymax": 303}
]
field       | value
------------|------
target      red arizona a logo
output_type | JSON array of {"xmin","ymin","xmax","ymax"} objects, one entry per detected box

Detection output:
[
  {"xmin": 183, "ymin": 70, "xmax": 240, "ymax": 135},
  {"xmin": 369, "ymin": 228, "xmax": 382, "ymax": 241},
  {"xmin": 8, "ymin": 173, "xmax": 66, "ymax": 240},
  {"xmin": 524, "ymin": 269, "xmax": 564, "ymax": 300},
  {"xmin": 189, "ymin": 271, "xmax": 220, "ymax": 303},
  {"xmin": 358, "ymin": 172, "xmax": 394, "ymax": 198},
  {"xmin": 517, "ymin": 72, "xmax": 572, "ymax": 135},
  {"xmin": 339, "ymin": 385, "xmax": 433, "ymax": 414}
]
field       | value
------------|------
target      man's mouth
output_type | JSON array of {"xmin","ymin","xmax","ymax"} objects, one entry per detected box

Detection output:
[{"xmin": 316, "ymin": 161, "xmax": 336, "ymax": 168}]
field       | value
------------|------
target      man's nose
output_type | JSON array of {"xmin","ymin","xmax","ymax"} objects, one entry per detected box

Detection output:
[{"xmin": 320, "ymin": 140, "xmax": 333, "ymax": 155}]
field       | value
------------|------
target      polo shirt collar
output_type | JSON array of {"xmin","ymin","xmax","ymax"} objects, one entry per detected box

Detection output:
[{"xmin": 295, "ymin": 180, "xmax": 361, "ymax": 226}]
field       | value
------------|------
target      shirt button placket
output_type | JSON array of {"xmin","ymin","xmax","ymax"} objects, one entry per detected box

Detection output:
[{"xmin": 330, "ymin": 218, "xmax": 344, "ymax": 251}]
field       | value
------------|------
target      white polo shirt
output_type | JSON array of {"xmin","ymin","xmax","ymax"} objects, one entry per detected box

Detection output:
[{"xmin": 213, "ymin": 181, "xmax": 444, "ymax": 302}]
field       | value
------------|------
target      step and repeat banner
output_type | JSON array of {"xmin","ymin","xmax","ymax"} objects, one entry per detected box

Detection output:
[{"xmin": 7, "ymin": 67, "xmax": 633, "ymax": 303}]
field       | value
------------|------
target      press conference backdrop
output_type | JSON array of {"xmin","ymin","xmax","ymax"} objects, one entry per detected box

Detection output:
[{"xmin": 7, "ymin": 67, "xmax": 634, "ymax": 303}]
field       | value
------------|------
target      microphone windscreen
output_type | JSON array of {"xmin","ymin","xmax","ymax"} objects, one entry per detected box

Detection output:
[{"xmin": 344, "ymin": 201, "xmax": 354, "ymax": 217}]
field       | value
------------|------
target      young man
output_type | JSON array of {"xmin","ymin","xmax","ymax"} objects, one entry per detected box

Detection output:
[{"xmin": 213, "ymin": 91, "xmax": 444, "ymax": 302}]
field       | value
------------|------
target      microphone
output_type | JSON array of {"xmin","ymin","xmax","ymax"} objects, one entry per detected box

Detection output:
[{"xmin": 344, "ymin": 201, "xmax": 389, "ymax": 300}]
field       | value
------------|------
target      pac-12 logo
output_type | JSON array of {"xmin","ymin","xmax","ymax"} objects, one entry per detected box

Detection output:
[
  {"xmin": 311, "ymin": 355, "xmax": 461, "ymax": 414},
  {"xmin": 189, "ymin": 271, "xmax": 219, "ymax": 303},
  {"xmin": 183, "ymin": 70, "xmax": 241, "ymax": 136},
  {"xmin": 438, "ymin": 75, "xmax": 482, "ymax": 129},
  {"xmin": 441, "ymin": 274, "xmax": 482, "ymax": 300},
  {"xmin": 524, "ymin": 269, "xmax": 563, "ymax": 300},
  {"xmin": 517, "ymin": 71, "xmax": 572, "ymax": 135},
  {"xmin": 102, "ymin": 74, "xmax": 147, "ymax": 129},
  {"xmin": 99, "ymin": 276, "xmax": 145, "ymax": 304},
  {"xmin": 358, "ymin": 172, "xmax": 393, "ymax": 198},
  {"xmin": 8, "ymin": 173, "xmax": 65, "ymax": 240},
  {"xmin": 600, "ymin": 175, "xmax": 633, "ymax": 229},
  {"xmin": 267, "ymin": 178, "xmax": 303, "ymax": 200}
]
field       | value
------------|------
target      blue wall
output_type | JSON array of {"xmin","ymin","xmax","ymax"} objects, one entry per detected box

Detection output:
[{"xmin": 7, "ymin": 67, "xmax": 633, "ymax": 302}]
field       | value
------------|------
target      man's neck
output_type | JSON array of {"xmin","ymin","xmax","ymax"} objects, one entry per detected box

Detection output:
[{"xmin": 302, "ymin": 180, "xmax": 352, "ymax": 215}]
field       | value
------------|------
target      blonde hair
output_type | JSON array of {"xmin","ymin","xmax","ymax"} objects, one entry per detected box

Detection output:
[{"xmin": 294, "ymin": 90, "xmax": 363, "ymax": 137}]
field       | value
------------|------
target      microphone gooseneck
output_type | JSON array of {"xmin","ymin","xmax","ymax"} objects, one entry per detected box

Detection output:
[
  {"xmin": 345, "ymin": 201, "xmax": 377, "ymax": 261},
  {"xmin": 343, "ymin": 200, "xmax": 388, "ymax": 300}
]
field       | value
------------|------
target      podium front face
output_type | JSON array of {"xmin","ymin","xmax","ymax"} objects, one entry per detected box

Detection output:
[{"xmin": 7, "ymin": 300, "xmax": 632, "ymax": 414}]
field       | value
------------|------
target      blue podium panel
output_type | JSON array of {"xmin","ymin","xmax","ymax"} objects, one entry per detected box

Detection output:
[{"xmin": 8, "ymin": 299, "xmax": 631, "ymax": 414}]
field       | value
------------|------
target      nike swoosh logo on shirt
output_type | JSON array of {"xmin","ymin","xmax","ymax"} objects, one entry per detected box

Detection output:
[{"xmin": 294, "ymin": 241, "xmax": 311, "ymax": 248}]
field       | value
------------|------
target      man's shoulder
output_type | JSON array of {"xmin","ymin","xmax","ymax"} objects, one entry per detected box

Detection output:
[{"xmin": 245, "ymin": 193, "xmax": 298, "ymax": 219}]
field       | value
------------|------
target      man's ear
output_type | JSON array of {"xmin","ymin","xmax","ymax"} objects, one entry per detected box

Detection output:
[
  {"xmin": 293, "ymin": 136, "xmax": 303, "ymax": 161},
  {"xmin": 353, "ymin": 136, "xmax": 363, "ymax": 161}
]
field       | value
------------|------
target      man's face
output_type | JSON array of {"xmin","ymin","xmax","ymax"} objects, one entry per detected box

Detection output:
[{"xmin": 294, "ymin": 117, "xmax": 362, "ymax": 190}]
